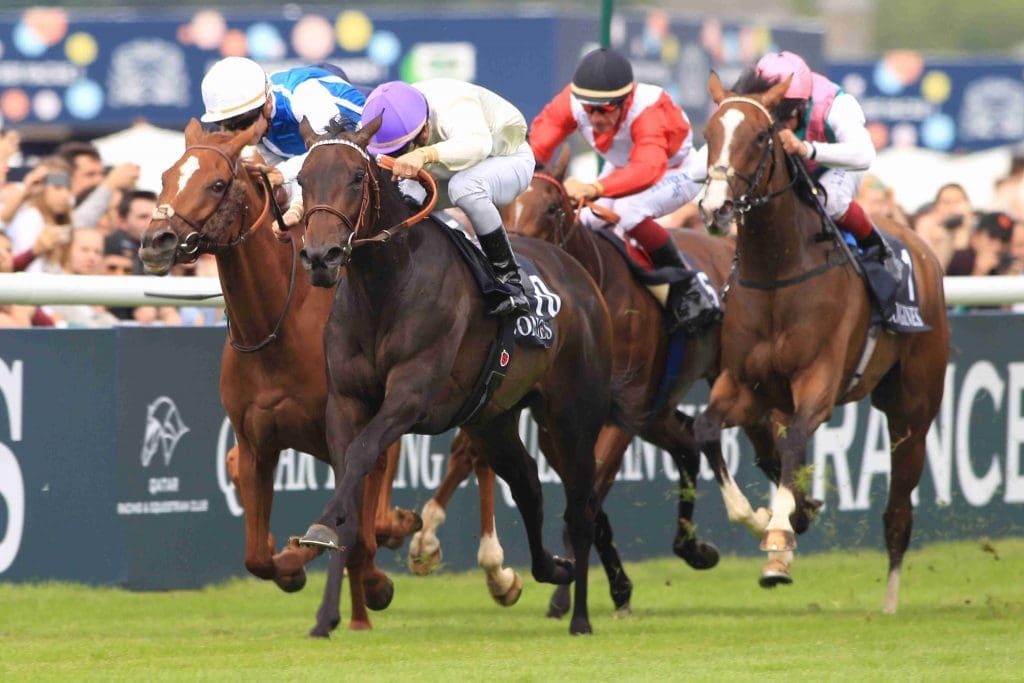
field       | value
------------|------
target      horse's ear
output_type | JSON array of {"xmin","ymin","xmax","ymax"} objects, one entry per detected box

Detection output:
[
  {"xmin": 708, "ymin": 71, "xmax": 727, "ymax": 105},
  {"xmin": 762, "ymin": 74, "xmax": 792, "ymax": 109},
  {"xmin": 354, "ymin": 114, "xmax": 383, "ymax": 150},
  {"xmin": 299, "ymin": 116, "xmax": 319, "ymax": 149},
  {"xmin": 184, "ymin": 118, "xmax": 203, "ymax": 146},
  {"xmin": 553, "ymin": 145, "xmax": 571, "ymax": 182}
]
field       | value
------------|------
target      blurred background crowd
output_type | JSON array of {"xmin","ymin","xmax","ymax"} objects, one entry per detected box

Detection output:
[{"xmin": 2, "ymin": 1, "xmax": 1024, "ymax": 327}]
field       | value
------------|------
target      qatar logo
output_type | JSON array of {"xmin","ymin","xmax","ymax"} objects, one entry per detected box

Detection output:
[{"xmin": 141, "ymin": 396, "xmax": 190, "ymax": 467}]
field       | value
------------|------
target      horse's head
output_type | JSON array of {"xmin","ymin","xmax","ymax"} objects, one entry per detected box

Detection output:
[
  {"xmin": 502, "ymin": 147, "xmax": 574, "ymax": 244},
  {"xmin": 297, "ymin": 116, "xmax": 385, "ymax": 288},
  {"xmin": 140, "ymin": 118, "xmax": 263, "ymax": 275},
  {"xmin": 699, "ymin": 72, "xmax": 791, "ymax": 234}
]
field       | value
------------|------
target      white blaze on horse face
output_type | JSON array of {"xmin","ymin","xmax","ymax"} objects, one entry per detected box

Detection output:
[
  {"xmin": 702, "ymin": 108, "xmax": 746, "ymax": 213},
  {"xmin": 175, "ymin": 156, "xmax": 201, "ymax": 198}
]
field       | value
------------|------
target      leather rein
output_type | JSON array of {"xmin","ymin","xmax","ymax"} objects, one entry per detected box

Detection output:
[{"xmin": 301, "ymin": 138, "xmax": 437, "ymax": 265}]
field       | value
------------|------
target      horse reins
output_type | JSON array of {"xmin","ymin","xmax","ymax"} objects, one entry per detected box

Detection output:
[
  {"xmin": 531, "ymin": 171, "xmax": 607, "ymax": 290},
  {"xmin": 302, "ymin": 138, "xmax": 437, "ymax": 264}
]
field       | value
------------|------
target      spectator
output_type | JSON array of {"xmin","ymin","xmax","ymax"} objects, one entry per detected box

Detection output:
[
  {"xmin": 913, "ymin": 210, "xmax": 955, "ymax": 273},
  {"xmin": 56, "ymin": 141, "xmax": 140, "ymax": 229},
  {"xmin": 0, "ymin": 156, "xmax": 74, "ymax": 272},
  {"xmin": 932, "ymin": 183, "xmax": 974, "ymax": 251},
  {"xmin": 856, "ymin": 174, "xmax": 910, "ymax": 227},
  {"xmin": 0, "ymin": 231, "xmax": 54, "ymax": 327},
  {"xmin": 946, "ymin": 211, "xmax": 1013, "ymax": 277},
  {"xmin": 105, "ymin": 189, "xmax": 156, "ymax": 273},
  {"xmin": 46, "ymin": 228, "xmax": 119, "ymax": 327}
]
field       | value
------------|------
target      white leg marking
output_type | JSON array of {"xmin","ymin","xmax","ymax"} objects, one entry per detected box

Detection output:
[
  {"xmin": 409, "ymin": 498, "xmax": 445, "ymax": 561},
  {"xmin": 720, "ymin": 471, "xmax": 770, "ymax": 537},
  {"xmin": 883, "ymin": 567, "xmax": 901, "ymax": 614},
  {"xmin": 478, "ymin": 526, "xmax": 515, "ymax": 597},
  {"xmin": 702, "ymin": 109, "xmax": 745, "ymax": 213},
  {"xmin": 176, "ymin": 155, "xmax": 200, "ymax": 198},
  {"xmin": 766, "ymin": 485, "xmax": 797, "ymax": 532}
]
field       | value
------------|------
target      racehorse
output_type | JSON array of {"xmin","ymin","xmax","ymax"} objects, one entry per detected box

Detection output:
[
  {"xmin": 292, "ymin": 116, "xmax": 626, "ymax": 635},
  {"xmin": 139, "ymin": 120, "xmax": 421, "ymax": 636},
  {"xmin": 695, "ymin": 72, "xmax": 950, "ymax": 612}
]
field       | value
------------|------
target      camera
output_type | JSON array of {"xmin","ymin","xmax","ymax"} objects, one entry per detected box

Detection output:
[{"xmin": 942, "ymin": 214, "xmax": 964, "ymax": 230}]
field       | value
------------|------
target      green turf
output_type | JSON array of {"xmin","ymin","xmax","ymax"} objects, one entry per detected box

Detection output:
[{"xmin": 1, "ymin": 539, "xmax": 1021, "ymax": 681}]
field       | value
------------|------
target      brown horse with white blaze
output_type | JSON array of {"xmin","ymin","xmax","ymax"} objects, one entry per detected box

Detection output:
[
  {"xmin": 139, "ymin": 120, "xmax": 420, "ymax": 637},
  {"xmin": 695, "ymin": 73, "xmax": 950, "ymax": 612}
]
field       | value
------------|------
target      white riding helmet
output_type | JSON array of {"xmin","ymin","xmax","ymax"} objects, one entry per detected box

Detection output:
[{"xmin": 200, "ymin": 57, "xmax": 271, "ymax": 123}]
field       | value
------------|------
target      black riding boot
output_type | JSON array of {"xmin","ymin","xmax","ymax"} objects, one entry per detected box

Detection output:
[
  {"xmin": 857, "ymin": 226, "xmax": 903, "ymax": 280},
  {"xmin": 477, "ymin": 229, "xmax": 530, "ymax": 317},
  {"xmin": 648, "ymin": 241, "xmax": 723, "ymax": 336}
]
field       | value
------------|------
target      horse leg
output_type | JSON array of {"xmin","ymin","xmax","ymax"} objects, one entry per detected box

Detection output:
[
  {"xmin": 408, "ymin": 430, "xmax": 474, "ymax": 575},
  {"xmin": 475, "ymin": 454, "xmax": 522, "ymax": 607},
  {"xmin": 360, "ymin": 454, "xmax": 395, "ymax": 613},
  {"xmin": 748, "ymin": 414, "xmax": 822, "ymax": 535},
  {"xmin": 759, "ymin": 372, "xmax": 839, "ymax": 588},
  {"xmin": 375, "ymin": 440, "xmax": 423, "ymax": 550},
  {"xmin": 310, "ymin": 550, "xmax": 344, "ymax": 638},
  {"xmin": 465, "ymin": 413, "xmax": 575, "ymax": 587},
  {"xmin": 227, "ymin": 445, "xmax": 275, "ymax": 556},
  {"xmin": 644, "ymin": 409, "xmax": 721, "ymax": 570},
  {"xmin": 694, "ymin": 372, "xmax": 770, "ymax": 539}
]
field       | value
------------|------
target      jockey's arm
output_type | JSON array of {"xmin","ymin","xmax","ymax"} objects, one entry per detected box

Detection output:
[
  {"xmin": 429, "ymin": 96, "xmax": 493, "ymax": 171},
  {"xmin": 291, "ymin": 79, "xmax": 362, "ymax": 132},
  {"xmin": 528, "ymin": 86, "xmax": 578, "ymax": 165},
  {"xmin": 809, "ymin": 94, "xmax": 875, "ymax": 171}
]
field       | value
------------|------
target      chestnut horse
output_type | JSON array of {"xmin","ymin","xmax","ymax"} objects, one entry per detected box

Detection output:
[
  {"xmin": 695, "ymin": 73, "xmax": 949, "ymax": 612},
  {"xmin": 139, "ymin": 120, "xmax": 420, "ymax": 637},
  {"xmin": 293, "ymin": 118, "xmax": 626, "ymax": 635}
]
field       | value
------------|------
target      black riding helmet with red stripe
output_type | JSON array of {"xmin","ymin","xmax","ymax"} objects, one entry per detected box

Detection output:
[{"xmin": 571, "ymin": 48, "xmax": 635, "ymax": 105}]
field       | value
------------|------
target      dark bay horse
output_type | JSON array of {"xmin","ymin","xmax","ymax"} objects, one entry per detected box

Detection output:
[
  {"xmin": 293, "ymin": 117, "xmax": 625, "ymax": 635},
  {"xmin": 139, "ymin": 120, "xmax": 420, "ymax": 636},
  {"xmin": 695, "ymin": 73, "xmax": 950, "ymax": 612}
]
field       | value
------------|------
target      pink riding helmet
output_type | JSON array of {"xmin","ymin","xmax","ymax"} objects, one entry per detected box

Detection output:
[
  {"xmin": 755, "ymin": 51, "xmax": 813, "ymax": 100},
  {"xmin": 360, "ymin": 81, "xmax": 429, "ymax": 155}
]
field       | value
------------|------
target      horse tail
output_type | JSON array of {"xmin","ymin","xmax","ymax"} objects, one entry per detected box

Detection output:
[{"xmin": 605, "ymin": 370, "xmax": 643, "ymax": 433}]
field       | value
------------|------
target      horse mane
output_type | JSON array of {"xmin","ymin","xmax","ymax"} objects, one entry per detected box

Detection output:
[{"xmin": 731, "ymin": 67, "xmax": 823, "ymax": 210}]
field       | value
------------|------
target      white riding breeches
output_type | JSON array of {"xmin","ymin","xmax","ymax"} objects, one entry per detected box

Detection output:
[
  {"xmin": 580, "ymin": 162, "xmax": 704, "ymax": 231},
  {"xmin": 446, "ymin": 142, "xmax": 535, "ymax": 236},
  {"xmin": 818, "ymin": 167, "xmax": 864, "ymax": 220}
]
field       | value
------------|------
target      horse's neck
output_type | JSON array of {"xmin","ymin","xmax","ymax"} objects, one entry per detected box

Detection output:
[
  {"xmin": 561, "ymin": 220, "xmax": 606, "ymax": 286},
  {"xmin": 215, "ymin": 186, "xmax": 302, "ymax": 344},
  {"xmin": 736, "ymin": 163, "xmax": 821, "ymax": 282}
]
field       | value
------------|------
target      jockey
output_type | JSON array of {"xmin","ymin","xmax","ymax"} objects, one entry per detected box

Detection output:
[
  {"xmin": 754, "ymin": 50, "xmax": 902, "ymax": 279},
  {"xmin": 359, "ymin": 80, "xmax": 532, "ymax": 317},
  {"xmin": 529, "ymin": 47, "xmax": 721, "ymax": 336},
  {"xmin": 199, "ymin": 57, "xmax": 365, "ymax": 230}
]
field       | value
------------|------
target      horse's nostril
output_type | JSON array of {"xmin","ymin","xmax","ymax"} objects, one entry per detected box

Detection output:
[
  {"xmin": 152, "ymin": 230, "xmax": 179, "ymax": 253},
  {"xmin": 324, "ymin": 246, "xmax": 344, "ymax": 266},
  {"xmin": 299, "ymin": 249, "xmax": 313, "ymax": 269}
]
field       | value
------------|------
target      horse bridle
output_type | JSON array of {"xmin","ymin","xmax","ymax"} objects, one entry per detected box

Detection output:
[
  {"xmin": 151, "ymin": 144, "xmax": 272, "ymax": 259},
  {"xmin": 702, "ymin": 96, "xmax": 798, "ymax": 220},
  {"xmin": 152, "ymin": 143, "xmax": 294, "ymax": 353},
  {"xmin": 302, "ymin": 138, "xmax": 437, "ymax": 265},
  {"xmin": 528, "ymin": 172, "xmax": 607, "ymax": 290}
]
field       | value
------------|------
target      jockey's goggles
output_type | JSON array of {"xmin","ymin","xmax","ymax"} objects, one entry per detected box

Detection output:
[{"xmin": 582, "ymin": 103, "xmax": 621, "ymax": 115}]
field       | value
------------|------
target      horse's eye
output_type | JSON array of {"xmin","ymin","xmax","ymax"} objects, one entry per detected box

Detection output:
[
  {"xmin": 211, "ymin": 180, "xmax": 228, "ymax": 194},
  {"xmin": 350, "ymin": 169, "xmax": 366, "ymax": 186},
  {"xmin": 546, "ymin": 203, "xmax": 561, "ymax": 216},
  {"xmin": 756, "ymin": 131, "xmax": 770, "ymax": 145}
]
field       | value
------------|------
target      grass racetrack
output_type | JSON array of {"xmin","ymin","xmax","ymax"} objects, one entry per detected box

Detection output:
[{"xmin": 2, "ymin": 538, "xmax": 1021, "ymax": 681}]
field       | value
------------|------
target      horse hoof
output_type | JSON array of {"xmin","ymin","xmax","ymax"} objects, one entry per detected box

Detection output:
[
  {"xmin": 273, "ymin": 570, "xmax": 307, "ymax": 593},
  {"xmin": 377, "ymin": 535, "xmax": 405, "ymax": 550},
  {"xmin": 569, "ymin": 618, "xmax": 593, "ymax": 636},
  {"xmin": 674, "ymin": 537, "xmax": 720, "ymax": 570},
  {"xmin": 308, "ymin": 623, "xmax": 332, "ymax": 639},
  {"xmin": 408, "ymin": 548, "xmax": 441, "ymax": 576},
  {"xmin": 610, "ymin": 579, "xmax": 633, "ymax": 611},
  {"xmin": 550, "ymin": 555, "xmax": 575, "ymax": 585},
  {"xmin": 759, "ymin": 529, "xmax": 796, "ymax": 552},
  {"xmin": 366, "ymin": 576, "xmax": 395, "ymax": 611},
  {"xmin": 299, "ymin": 524, "xmax": 339, "ymax": 551},
  {"xmin": 546, "ymin": 585, "xmax": 570, "ymax": 619},
  {"xmin": 614, "ymin": 603, "xmax": 633, "ymax": 618},
  {"xmin": 759, "ymin": 559, "xmax": 793, "ymax": 588},
  {"xmin": 349, "ymin": 620, "xmax": 372, "ymax": 631},
  {"xmin": 491, "ymin": 572, "xmax": 523, "ymax": 607}
]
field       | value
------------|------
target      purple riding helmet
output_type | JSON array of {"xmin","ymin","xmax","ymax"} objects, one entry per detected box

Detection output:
[{"xmin": 360, "ymin": 81, "xmax": 429, "ymax": 155}]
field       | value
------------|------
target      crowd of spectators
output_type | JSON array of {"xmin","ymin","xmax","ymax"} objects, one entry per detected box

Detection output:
[
  {"xmin": 0, "ymin": 130, "xmax": 223, "ymax": 328},
  {"xmin": 3, "ymin": 121, "xmax": 1024, "ymax": 329}
]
